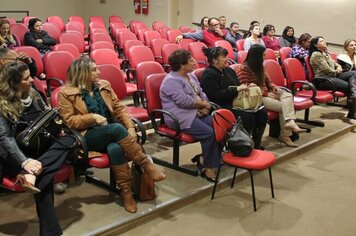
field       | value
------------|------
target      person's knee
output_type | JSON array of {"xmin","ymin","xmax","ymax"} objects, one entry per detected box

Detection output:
[{"xmin": 109, "ymin": 124, "xmax": 128, "ymax": 138}]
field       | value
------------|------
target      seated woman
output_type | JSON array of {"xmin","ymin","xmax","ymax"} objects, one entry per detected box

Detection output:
[
  {"xmin": 290, "ymin": 33, "xmax": 312, "ymax": 66},
  {"xmin": 238, "ymin": 44, "xmax": 307, "ymax": 147},
  {"xmin": 244, "ymin": 24, "xmax": 265, "ymax": 51},
  {"xmin": 58, "ymin": 57, "xmax": 166, "ymax": 213},
  {"xmin": 0, "ymin": 19, "xmax": 19, "ymax": 49},
  {"xmin": 309, "ymin": 36, "xmax": 356, "ymax": 119},
  {"xmin": 200, "ymin": 46, "xmax": 268, "ymax": 150},
  {"xmin": 160, "ymin": 49, "xmax": 220, "ymax": 182},
  {"xmin": 23, "ymin": 18, "xmax": 56, "ymax": 55},
  {"xmin": 261, "ymin": 24, "xmax": 281, "ymax": 56},
  {"xmin": 0, "ymin": 60, "xmax": 76, "ymax": 236},
  {"xmin": 278, "ymin": 26, "xmax": 297, "ymax": 48}
]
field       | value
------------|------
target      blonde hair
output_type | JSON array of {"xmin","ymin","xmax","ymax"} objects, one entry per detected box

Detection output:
[
  {"xmin": 0, "ymin": 19, "xmax": 16, "ymax": 45},
  {"xmin": 0, "ymin": 61, "xmax": 29, "ymax": 121},
  {"xmin": 343, "ymin": 39, "xmax": 356, "ymax": 53},
  {"xmin": 66, "ymin": 56, "xmax": 95, "ymax": 90}
]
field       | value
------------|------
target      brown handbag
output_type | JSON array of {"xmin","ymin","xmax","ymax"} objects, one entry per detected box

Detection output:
[{"xmin": 132, "ymin": 163, "xmax": 156, "ymax": 201}]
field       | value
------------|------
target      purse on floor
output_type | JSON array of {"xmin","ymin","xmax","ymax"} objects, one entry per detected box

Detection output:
[
  {"xmin": 132, "ymin": 153, "xmax": 156, "ymax": 201},
  {"xmin": 16, "ymin": 108, "xmax": 77, "ymax": 158},
  {"xmin": 233, "ymin": 86, "xmax": 263, "ymax": 110},
  {"xmin": 214, "ymin": 111, "xmax": 254, "ymax": 157}
]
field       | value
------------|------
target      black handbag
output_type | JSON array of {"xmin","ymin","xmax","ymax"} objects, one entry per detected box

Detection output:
[
  {"xmin": 214, "ymin": 112, "xmax": 254, "ymax": 157},
  {"xmin": 16, "ymin": 108, "xmax": 77, "ymax": 158}
]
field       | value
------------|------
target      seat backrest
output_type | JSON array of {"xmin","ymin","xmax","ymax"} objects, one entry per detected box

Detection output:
[
  {"xmin": 89, "ymin": 21, "xmax": 107, "ymax": 31},
  {"xmin": 214, "ymin": 40, "xmax": 235, "ymax": 61},
  {"xmin": 123, "ymin": 40, "xmax": 144, "ymax": 59},
  {"xmin": 89, "ymin": 16, "xmax": 106, "ymax": 26},
  {"xmin": 178, "ymin": 26, "xmax": 194, "ymax": 33},
  {"xmin": 22, "ymin": 16, "xmax": 36, "ymax": 27},
  {"xmin": 44, "ymin": 51, "xmax": 75, "ymax": 85},
  {"xmin": 237, "ymin": 50, "xmax": 248, "ymax": 64},
  {"xmin": 144, "ymin": 30, "xmax": 161, "ymax": 47},
  {"xmin": 159, "ymin": 27, "xmax": 171, "ymax": 40},
  {"xmin": 166, "ymin": 29, "xmax": 182, "ymax": 43},
  {"xmin": 90, "ymin": 48, "xmax": 121, "ymax": 67},
  {"xmin": 5, "ymin": 17, "xmax": 17, "ymax": 25},
  {"xmin": 110, "ymin": 22, "xmax": 128, "ymax": 35},
  {"xmin": 229, "ymin": 63, "xmax": 243, "ymax": 74},
  {"xmin": 50, "ymin": 86, "xmax": 63, "ymax": 108},
  {"xmin": 90, "ymin": 41, "xmax": 115, "ymax": 51},
  {"xmin": 136, "ymin": 61, "xmax": 165, "ymax": 90},
  {"xmin": 236, "ymin": 39, "xmax": 245, "ymax": 52},
  {"xmin": 265, "ymin": 48, "xmax": 277, "ymax": 61},
  {"xmin": 179, "ymin": 38, "xmax": 196, "ymax": 51},
  {"xmin": 152, "ymin": 21, "xmax": 166, "ymax": 31},
  {"xmin": 91, "ymin": 33, "xmax": 112, "ymax": 43},
  {"xmin": 90, "ymin": 28, "xmax": 107, "ymax": 36},
  {"xmin": 53, "ymin": 43, "xmax": 81, "ymax": 59},
  {"xmin": 116, "ymin": 31, "xmax": 137, "ymax": 49},
  {"xmin": 128, "ymin": 45, "xmax": 155, "ymax": 68},
  {"xmin": 188, "ymin": 41, "xmax": 208, "ymax": 68},
  {"xmin": 109, "ymin": 15, "xmax": 123, "ymax": 23},
  {"xmin": 59, "ymin": 32, "xmax": 85, "ymax": 53},
  {"xmin": 68, "ymin": 16, "xmax": 85, "ymax": 30},
  {"xmin": 305, "ymin": 56, "xmax": 314, "ymax": 81},
  {"xmin": 329, "ymin": 52, "xmax": 337, "ymax": 62},
  {"xmin": 264, "ymin": 59, "xmax": 287, "ymax": 87},
  {"xmin": 47, "ymin": 16, "xmax": 64, "ymax": 32},
  {"xmin": 283, "ymin": 58, "xmax": 306, "ymax": 89},
  {"xmin": 41, "ymin": 22, "xmax": 61, "ymax": 42},
  {"xmin": 279, "ymin": 47, "xmax": 292, "ymax": 65},
  {"xmin": 151, "ymin": 38, "xmax": 169, "ymax": 63},
  {"xmin": 192, "ymin": 68, "xmax": 205, "ymax": 82},
  {"xmin": 137, "ymin": 28, "xmax": 149, "ymax": 42},
  {"xmin": 97, "ymin": 64, "xmax": 127, "ymax": 99},
  {"xmin": 212, "ymin": 109, "xmax": 236, "ymax": 142},
  {"xmin": 65, "ymin": 21, "xmax": 85, "ymax": 35},
  {"xmin": 162, "ymin": 43, "xmax": 181, "ymax": 66},
  {"xmin": 15, "ymin": 46, "xmax": 43, "ymax": 76},
  {"xmin": 10, "ymin": 23, "xmax": 28, "ymax": 45},
  {"xmin": 132, "ymin": 22, "xmax": 148, "ymax": 35},
  {"xmin": 145, "ymin": 73, "xmax": 167, "ymax": 115}
]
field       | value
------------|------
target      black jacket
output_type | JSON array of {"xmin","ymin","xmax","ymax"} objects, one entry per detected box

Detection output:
[
  {"xmin": 201, "ymin": 65, "xmax": 240, "ymax": 108},
  {"xmin": 23, "ymin": 30, "xmax": 56, "ymax": 53}
]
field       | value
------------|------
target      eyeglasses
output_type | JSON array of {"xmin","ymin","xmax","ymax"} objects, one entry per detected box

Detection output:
[{"xmin": 210, "ymin": 23, "xmax": 219, "ymax": 27}]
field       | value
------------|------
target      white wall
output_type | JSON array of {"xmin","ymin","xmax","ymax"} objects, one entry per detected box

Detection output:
[{"xmin": 192, "ymin": 0, "xmax": 356, "ymax": 44}]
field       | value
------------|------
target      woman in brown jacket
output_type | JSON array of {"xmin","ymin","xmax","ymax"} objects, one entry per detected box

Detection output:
[{"xmin": 58, "ymin": 57, "xmax": 166, "ymax": 213}]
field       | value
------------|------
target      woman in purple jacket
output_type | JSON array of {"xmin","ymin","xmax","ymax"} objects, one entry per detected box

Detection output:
[{"xmin": 160, "ymin": 49, "xmax": 221, "ymax": 182}]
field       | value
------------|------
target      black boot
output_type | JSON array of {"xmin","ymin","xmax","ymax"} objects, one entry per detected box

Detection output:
[
  {"xmin": 347, "ymin": 98, "xmax": 356, "ymax": 119},
  {"xmin": 252, "ymin": 126, "xmax": 266, "ymax": 150}
]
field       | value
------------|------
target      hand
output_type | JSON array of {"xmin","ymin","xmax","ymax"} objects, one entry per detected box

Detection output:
[
  {"xmin": 93, "ymin": 114, "xmax": 108, "ymax": 125},
  {"xmin": 36, "ymin": 39, "xmax": 43, "ymax": 43},
  {"xmin": 273, "ymin": 87, "xmax": 283, "ymax": 95},
  {"xmin": 336, "ymin": 66, "xmax": 343, "ymax": 74},
  {"xmin": 24, "ymin": 159, "xmax": 42, "ymax": 176},
  {"xmin": 18, "ymin": 52, "xmax": 32, "ymax": 64},
  {"xmin": 0, "ymin": 43, "xmax": 7, "ymax": 48},
  {"xmin": 214, "ymin": 28, "xmax": 224, "ymax": 36},
  {"xmin": 202, "ymin": 100, "xmax": 211, "ymax": 110},
  {"xmin": 248, "ymin": 83, "xmax": 257, "ymax": 87},
  {"xmin": 267, "ymin": 92, "xmax": 279, "ymax": 100},
  {"xmin": 127, "ymin": 127, "xmax": 137, "ymax": 140},
  {"xmin": 175, "ymin": 35, "xmax": 183, "ymax": 43},
  {"xmin": 237, "ymin": 84, "xmax": 248, "ymax": 92}
]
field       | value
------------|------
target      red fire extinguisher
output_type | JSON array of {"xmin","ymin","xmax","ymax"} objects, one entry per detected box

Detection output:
[
  {"xmin": 134, "ymin": 0, "xmax": 141, "ymax": 14},
  {"xmin": 142, "ymin": 0, "xmax": 149, "ymax": 14}
]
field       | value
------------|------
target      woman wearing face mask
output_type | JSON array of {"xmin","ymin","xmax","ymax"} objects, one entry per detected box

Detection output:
[
  {"xmin": 23, "ymin": 18, "xmax": 56, "ymax": 55},
  {"xmin": 278, "ymin": 26, "xmax": 297, "ymax": 48},
  {"xmin": 309, "ymin": 36, "xmax": 356, "ymax": 119},
  {"xmin": 243, "ymin": 24, "xmax": 265, "ymax": 51},
  {"xmin": 0, "ymin": 19, "xmax": 19, "ymax": 49},
  {"xmin": 201, "ymin": 46, "xmax": 268, "ymax": 150}
]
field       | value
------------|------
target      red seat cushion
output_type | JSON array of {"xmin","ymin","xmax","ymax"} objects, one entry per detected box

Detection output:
[
  {"xmin": 53, "ymin": 163, "xmax": 72, "ymax": 183},
  {"xmin": 223, "ymin": 149, "xmax": 276, "ymax": 170},
  {"xmin": 157, "ymin": 124, "xmax": 196, "ymax": 143},
  {"xmin": 296, "ymin": 90, "xmax": 334, "ymax": 103},
  {"xmin": 267, "ymin": 111, "xmax": 278, "ymax": 120},
  {"xmin": 323, "ymin": 90, "xmax": 345, "ymax": 97},
  {"xmin": 125, "ymin": 106, "xmax": 149, "ymax": 121},
  {"xmin": 293, "ymin": 96, "xmax": 314, "ymax": 110},
  {"xmin": 126, "ymin": 82, "xmax": 137, "ymax": 96},
  {"xmin": 86, "ymin": 153, "xmax": 110, "ymax": 168}
]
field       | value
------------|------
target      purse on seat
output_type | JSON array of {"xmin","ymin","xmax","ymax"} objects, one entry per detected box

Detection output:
[{"xmin": 233, "ymin": 86, "xmax": 263, "ymax": 110}]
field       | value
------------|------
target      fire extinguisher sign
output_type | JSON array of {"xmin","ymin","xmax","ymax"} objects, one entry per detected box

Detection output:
[{"xmin": 142, "ymin": 0, "xmax": 149, "ymax": 14}]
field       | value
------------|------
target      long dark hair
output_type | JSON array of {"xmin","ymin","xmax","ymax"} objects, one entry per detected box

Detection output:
[
  {"xmin": 244, "ymin": 44, "xmax": 266, "ymax": 85},
  {"xmin": 200, "ymin": 16, "xmax": 208, "ymax": 30},
  {"xmin": 28, "ymin": 18, "xmax": 41, "ymax": 31},
  {"xmin": 282, "ymin": 26, "xmax": 296, "ymax": 45},
  {"xmin": 308, "ymin": 36, "xmax": 324, "ymax": 57}
]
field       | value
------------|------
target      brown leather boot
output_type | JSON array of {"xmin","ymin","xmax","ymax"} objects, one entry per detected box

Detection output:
[
  {"xmin": 111, "ymin": 164, "xmax": 137, "ymax": 213},
  {"xmin": 118, "ymin": 135, "xmax": 166, "ymax": 182}
]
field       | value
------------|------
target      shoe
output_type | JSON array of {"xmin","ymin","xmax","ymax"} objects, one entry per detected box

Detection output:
[
  {"xmin": 16, "ymin": 174, "xmax": 41, "ymax": 193},
  {"xmin": 285, "ymin": 120, "xmax": 307, "ymax": 134},
  {"xmin": 201, "ymin": 168, "xmax": 217, "ymax": 182},
  {"xmin": 191, "ymin": 154, "xmax": 204, "ymax": 173},
  {"xmin": 278, "ymin": 136, "xmax": 298, "ymax": 147},
  {"xmin": 54, "ymin": 182, "xmax": 67, "ymax": 194}
]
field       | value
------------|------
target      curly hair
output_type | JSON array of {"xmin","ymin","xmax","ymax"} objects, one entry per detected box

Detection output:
[
  {"xmin": 168, "ymin": 49, "xmax": 192, "ymax": 71},
  {"xmin": 66, "ymin": 56, "xmax": 95, "ymax": 90},
  {"xmin": 0, "ymin": 60, "xmax": 29, "ymax": 121}
]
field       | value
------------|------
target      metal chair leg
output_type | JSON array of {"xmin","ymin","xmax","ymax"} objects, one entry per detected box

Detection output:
[
  {"xmin": 211, "ymin": 165, "xmax": 222, "ymax": 200},
  {"xmin": 269, "ymin": 167, "xmax": 275, "ymax": 198},
  {"xmin": 249, "ymin": 170, "xmax": 257, "ymax": 212},
  {"xmin": 231, "ymin": 167, "xmax": 238, "ymax": 188}
]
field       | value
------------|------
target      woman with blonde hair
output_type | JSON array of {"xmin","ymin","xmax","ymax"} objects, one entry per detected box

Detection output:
[
  {"xmin": 59, "ymin": 57, "xmax": 166, "ymax": 213},
  {"xmin": 0, "ymin": 19, "xmax": 19, "ymax": 49}
]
